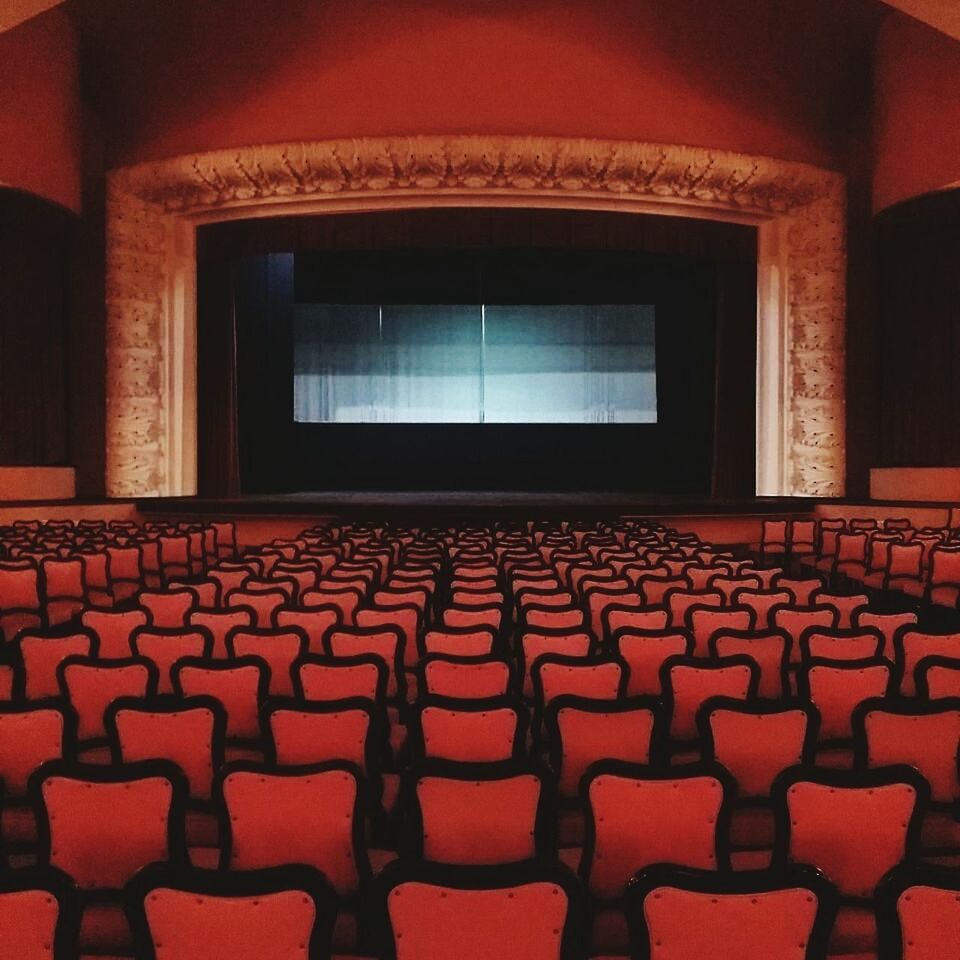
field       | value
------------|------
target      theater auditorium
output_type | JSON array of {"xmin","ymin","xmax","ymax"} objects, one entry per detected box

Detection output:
[{"xmin": 1, "ymin": 0, "xmax": 960, "ymax": 957}]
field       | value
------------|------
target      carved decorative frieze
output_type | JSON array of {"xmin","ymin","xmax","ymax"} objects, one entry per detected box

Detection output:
[{"xmin": 106, "ymin": 135, "xmax": 846, "ymax": 498}]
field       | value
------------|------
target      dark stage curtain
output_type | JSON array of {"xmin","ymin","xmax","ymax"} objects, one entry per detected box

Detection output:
[
  {"xmin": 875, "ymin": 189, "xmax": 960, "ymax": 466},
  {"xmin": 0, "ymin": 189, "xmax": 72, "ymax": 467},
  {"xmin": 197, "ymin": 208, "xmax": 756, "ymax": 497}
]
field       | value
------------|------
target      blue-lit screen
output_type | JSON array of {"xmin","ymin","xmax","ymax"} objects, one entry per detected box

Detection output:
[{"xmin": 293, "ymin": 304, "xmax": 657, "ymax": 424}]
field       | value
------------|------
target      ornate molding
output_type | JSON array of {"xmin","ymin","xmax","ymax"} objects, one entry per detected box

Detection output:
[
  {"xmin": 113, "ymin": 135, "xmax": 835, "ymax": 216},
  {"xmin": 106, "ymin": 135, "xmax": 846, "ymax": 498}
]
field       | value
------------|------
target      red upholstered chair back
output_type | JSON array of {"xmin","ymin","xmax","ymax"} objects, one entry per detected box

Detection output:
[
  {"xmin": 217, "ymin": 762, "xmax": 367, "ymax": 896},
  {"xmin": 583, "ymin": 762, "xmax": 732, "ymax": 900},
  {"xmin": 710, "ymin": 630, "xmax": 790, "ymax": 699},
  {"xmin": 58, "ymin": 656, "xmax": 158, "ymax": 743},
  {"xmin": 325, "ymin": 627, "xmax": 404, "ymax": 701},
  {"xmin": 172, "ymin": 658, "xmax": 268, "ymax": 743},
  {"xmin": 854, "ymin": 699, "xmax": 960, "ymax": 805},
  {"xmin": 773, "ymin": 767, "xmax": 926, "ymax": 900},
  {"xmin": 896, "ymin": 629, "xmax": 960, "ymax": 696},
  {"xmin": 274, "ymin": 606, "xmax": 341, "ymax": 654},
  {"xmin": 412, "ymin": 697, "xmax": 526, "ymax": 763},
  {"xmin": 294, "ymin": 654, "xmax": 388, "ymax": 704},
  {"xmin": 139, "ymin": 589, "xmax": 196, "ymax": 629},
  {"xmin": 420, "ymin": 655, "xmax": 512, "ymax": 700},
  {"xmin": 376, "ymin": 861, "xmax": 586, "ymax": 960},
  {"xmin": 797, "ymin": 658, "xmax": 892, "ymax": 743},
  {"xmin": 687, "ymin": 606, "xmax": 755, "ymax": 657},
  {"xmin": 130, "ymin": 627, "xmax": 213, "ymax": 694},
  {"xmin": 0, "ymin": 702, "xmax": 75, "ymax": 797},
  {"xmin": 106, "ymin": 696, "xmax": 225, "ymax": 802},
  {"xmin": 700, "ymin": 698, "xmax": 817, "ymax": 799},
  {"xmin": 402, "ymin": 760, "xmax": 551, "ymax": 865},
  {"xmin": 188, "ymin": 607, "xmax": 253, "ymax": 659},
  {"xmin": 36, "ymin": 760, "xmax": 186, "ymax": 891},
  {"xmin": 17, "ymin": 627, "xmax": 97, "ymax": 700},
  {"xmin": 623, "ymin": 864, "xmax": 837, "ymax": 960},
  {"xmin": 265, "ymin": 699, "xmax": 378, "ymax": 773},
  {"xmin": 799, "ymin": 627, "xmax": 884, "ymax": 663},
  {"xmin": 81, "ymin": 608, "xmax": 149, "ymax": 659},
  {"xmin": 125, "ymin": 864, "xmax": 336, "ymax": 960},
  {"xmin": 545, "ymin": 695, "xmax": 663, "ymax": 798},
  {"xmin": 612, "ymin": 628, "xmax": 693, "ymax": 697},
  {"xmin": 0, "ymin": 868, "xmax": 80, "ymax": 960},
  {"xmin": 661, "ymin": 656, "xmax": 758, "ymax": 742},
  {"xmin": 226, "ymin": 627, "xmax": 309, "ymax": 697}
]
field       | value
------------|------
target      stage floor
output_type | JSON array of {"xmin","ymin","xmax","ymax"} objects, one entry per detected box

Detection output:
[{"xmin": 140, "ymin": 490, "xmax": 818, "ymax": 518}]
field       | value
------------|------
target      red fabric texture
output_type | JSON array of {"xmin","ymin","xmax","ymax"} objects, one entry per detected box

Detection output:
[
  {"xmin": 64, "ymin": 661, "xmax": 153, "ymax": 741},
  {"xmin": 421, "ymin": 706, "xmax": 518, "ymax": 762},
  {"xmin": 20, "ymin": 631, "xmax": 93, "ymax": 698},
  {"xmin": 807, "ymin": 663, "xmax": 890, "ymax": 740},
  {"xmin": 418, "ymin": 774, "xmax": 540, "ymax": 864},
  {"xmin": 43, "ymin": 774, "xmax": 173, "ymax": 888},
  {"xmin": 299, "ymin": 660, "xmax": 382, "ymax": 702},
  {"xmin": 423, "ymin": 659, "xmax": 511, "ymax": 699},
  {"xmin": 618, "ymin": 632, "xmax": 689, "ymax": 696},
  {"xmin": 177, "ymin": 664, "xmax": 261, "ymax": 740},
  {"xmin": 708, "ymin": 707, "xmax": 808, "ymax": 797},
  {"xmin": 588, "ymin": 773, "xmax": 723, "ymax": 898},
  {"xmin": 143, "ymin": 887, "xmax": 316, "ymax": 960},
  {"xmin": 786, "ymin": 779, "xmax": 917, "ymax": 898},
  {"xmin": 668, "ymin": 663, "xmax": 753, "ymax": 740},
  {"xmin": 134, "ymin": 630, "xmax": 209, "ymax": 694},
  {"xmin": 115, "ymin": 705, "xmax": 217, "ymax": 799},
  {"xmin": 190, "ymin": 609, "xmax": 253, "ymax": 659},
  {"xmin": 387, "ymin": 881, "xmax": 567, "ymax": 960},
  {"xmin": 0, "ymin": 708, "xmax": 65, "ymax": 795},
  {"xmin": 224, "ymin": 767, "xmax": 359, "ymax": 894},
  {"xmin": 81, "ymin": 610, "xmax": 149, "ymax": 659},
  {"xmin": 556, "ymin": 705, "xmax": 655, "ymax": 796},
  {"xmin": 642, "ymin": 886, "xmax": 818, "ymax": 959},
  {"xmin": 270, "ymin": 707, "xmax": 370, "ymax": 770},
  {"xmin": 0, "ymin": 889, "xmax": 63, "ymax": 960}
]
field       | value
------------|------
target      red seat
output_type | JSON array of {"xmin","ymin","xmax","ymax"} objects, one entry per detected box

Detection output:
[
  {"xmin": 81, "ymin": 608, "xmax": 149, "ymax": 659},
  {"xmin": 106, "ymin": 695, "xmax": 226, "ymax": 804},
  {"xmin": 611, "ymin": 628, "xmax": 693, "ymax": 696},
  {"xmin": 226, "ymin": 588, "xmax": 288, "ymax": 628},
  {"xmin": 58, "ymin": 656, "xmax": 159, "ymax": 745},
  {"xmin": 189, "ymin": 606, "xmax": 254, "ymax": 659},
  {"xmin": 418, "ymin": 654, "xmax": 513, "ymax": 699},
  {"xmin": 419, "ymin": 626, "xmax": 496, "ymax": 659},
  {"xmin": 686, "ymin": 606, "xmax": 756, "ymax": 657},
  {"xmin": 771, "ymin": 605, "xmax": 838, "ymax": 665},
  {"xmin": 797, "ymin": 658, "xmax": 893, "ymax": 752},
  {"xmin": 916, "ymin": 655, "xmax": 960, "ymax": 699},
  {"xmin": 0, "ymin": 866, "xmax": 81, "ymax": 960},
  {"xmin": 661, "ymin": 655, "xmax": 758, "ymax": 745},
  {"xmin": 397, "ymin": 759, "xmax": 555, "ymax": 865},
  {"xmin": 771, "ymin": 767, "xmax": 927, "ymax": 955},
  {"xmin": 325, "ymin": 626, "xmax": 405, "ymax": 703},
  {"xmin": 799, "ymin": 627, "xmax": 884, "ymax": 663},
  {"xmin": 16, "ymin": 626, "xmax": 97, "ymax": 700},
  {"xmin": 519, "ymin": 629, "xmax": 594, "ymax": 698},
  {"xmin": 130, "ymin": 626, "xmax": 214, "ymax": 694},
  {"xmin": 0, "ymin": 562, "xmax": 42, "ymax": 642},
  {"xmin": 301, "ymin": 586, "xmax": 363, "ymax": 625},
  {"xmin": 731, "ymin": 588, "xmax": 792, "ymax": 629},
  {"xmin": 710, "ymin": 629, "xmax": 790, "ymax": 699},
  {"xmin": 173, "ymin": 657, "xmax": 268, "ymax": 746},
  {"xmin": 855, "ymin": 610, "xmax": 918, "ymax": 660},
  {"xmin": 124, "ymin": 862, "xmax": 336, "ymax": 960},
  {"xmin": 39, "ymin": 557, "xmax": 86, "ymax": 626},
  {"xmin": 665, "ymin": 589, "xmax": 723, "ymax": 628},
  {"xmin": 216, "ymin": 761, "xmax": 370, "ymax": 899},
  {"xmin": 372, "ymin": 860, "xmax": 587, "ymax": 960},
  {"xmin": 624, "ymin": 863, "xmax": 838, "ymax": 960},
  {"xmin": 273, "ymin": 605, "xmax": 341, "ymax": 654},
  {"xmin": 408, "ymin": 696, "xmax": 527, "ymax": 763},
  {"xmin": 603, "ymin": 605, "xmax": 669, "ymax": 637},
  {"xmin": 544, "ymin": 695, "xmax": 664, "ymax": 799},
  {"xmin": 35, "ymin": 759, "xmax": 188, "ymax": 955},
  {"xmin": 294, "ymin": 653, "xmax": 389, "ymax": 704},
  {"xmin": 139, "ymin": 588, "xmax": 196, "ymax": 629},
  {"xmin": 226, "ymin": 626, "xmax": 309, "ymax": 696},
  {"xmin": 581, "ymin": 759, "xmax": 734, "ymax": 948},
  {"xmin": 876, "ymin": 863, "xmax": 960, "ymax": 960},
  {"xmin": 811, "ymin": 591, "xmax": 869, "ymax": 630},
  {"xmin": 896, "ymin": 627, "xmax": 960, "ymax": 696}
]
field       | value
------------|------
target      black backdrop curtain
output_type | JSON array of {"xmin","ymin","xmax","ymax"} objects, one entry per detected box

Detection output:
[
  {"xmin": 197, "ymin": 208, "xmax": 756, "ymax": 496},
  {"xmin": 0, "ymin": 189, "xmax": 72, "ymax": 467},
  {"xmin": 875, "ymin": 189, "xmax": 960, "ymax": 466}
]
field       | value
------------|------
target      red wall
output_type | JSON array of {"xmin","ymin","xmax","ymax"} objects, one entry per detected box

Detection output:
[
  {"xmin": 873, "ymin": 11, "xmax": 960, "ymax": 212},
  {"xmin": 83, "ymin": 0, "xmax": 878, "ymax": 172},
  {"xmin": 0, "ymin": 7, "xmax": 81, "ymax": 211}
]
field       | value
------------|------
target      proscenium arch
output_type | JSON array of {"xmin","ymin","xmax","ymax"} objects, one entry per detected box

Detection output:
[{"xmin": 105, "ymin": 135, "xmax": 846, "ymax": 498}]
